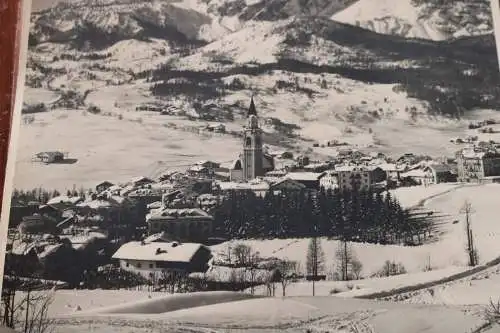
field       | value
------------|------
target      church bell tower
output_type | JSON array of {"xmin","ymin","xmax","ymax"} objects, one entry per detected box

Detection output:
[{"xmin": 242, "ymin": 96, "xmax": 264, "ymax": 180}]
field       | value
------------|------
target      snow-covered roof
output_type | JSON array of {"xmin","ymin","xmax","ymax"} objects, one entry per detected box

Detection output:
[
  {"xmin": 285, "ymin": 172, "xmax": 324, "ymax": 181},
  {"xmin": 229, "ymin": 159, "xmax": 242, "ymax": 170},
  {"xmin": 401, "ymin": 169, "xmax": 429, "ymax": 178},
  {"xmin": 147, "ymin": 201, "xmax": 163, "ymax": 209},
  {"xmin": 189, "ymin": 165, "xmax": 209, "ymax": 172},
  {"xmin": 38, "ymin": 243, "xmax": 64, "ymax": 259},
  {"xmin": 376, "ymin": 163, "xmax": 399, "ymax": 172},
  {"xmin": 335, "ymin": 165, "xmax": 370, "ymax": 172},
  {"xmin": 112, "ymin": 241, "xmax": 207, "ymax": 263},
  {"xmin": 425, "ymin": 164, "xmax": 451, "ymax": 173},
  {"xmin": 47, "ymin": 195, "xmax": 83, "ymax": 206},
  {"xmin": 217, "ymin": 181, "xmax": 270, "ymax": 191},
  {"xmin": 147, "ymin": 208, "xmax": 213, "ymax": 221},
  {"xmin": 77, "ymin": 200, "xmax": 114, "ymax": 210},
  {"xmin": 130, "ymin": 176, "xmax": 155, "ymax": 185},
  {"xmin": 303, "ymin": 162, "xmax": 329, "ymax": 169},
  {"xmin": 60, "ymin": 231, "xmax": 107, "ymax": 249}
]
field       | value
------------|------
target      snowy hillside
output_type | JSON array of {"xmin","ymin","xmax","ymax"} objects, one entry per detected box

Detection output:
[{"xmin": 332, "ymin": 0, "xmax": 493, "ymax": 40}]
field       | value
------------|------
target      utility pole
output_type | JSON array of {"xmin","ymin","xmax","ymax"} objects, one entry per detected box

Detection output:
[{"xmin": 460, "ymin": 200, "xmax": 477, "ymax": 266}]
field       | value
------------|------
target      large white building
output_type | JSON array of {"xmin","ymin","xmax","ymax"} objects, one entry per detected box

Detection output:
[
  {"xmin": 335, "ymin": 165, "xmax": 373, "ymax": 192},
  {"xmin": 112, "ymin": 233, "xmax": 212, "ymax": 278}
]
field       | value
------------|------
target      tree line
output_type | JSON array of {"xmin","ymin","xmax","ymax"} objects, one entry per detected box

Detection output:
[{"xmin": 213, "ymin": 188, "xmax": 432, "ymax": 245}]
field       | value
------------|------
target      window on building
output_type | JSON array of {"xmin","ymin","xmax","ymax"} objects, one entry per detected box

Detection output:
[
  {"xmin": 137, "ymin": 262, "xmax": 142, "ymax": 268},
  {"xmin": 149, "ymin": 263, "xmax": 154, "ymax": 269},
  {"xmin": 126, "ymin": 262, "xmax": 129, "ymax": 267}
]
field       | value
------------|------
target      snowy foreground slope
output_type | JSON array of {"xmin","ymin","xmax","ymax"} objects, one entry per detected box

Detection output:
[{"xmin": 45, "ymin": 291, "xmax": 488, "ymax": 333}]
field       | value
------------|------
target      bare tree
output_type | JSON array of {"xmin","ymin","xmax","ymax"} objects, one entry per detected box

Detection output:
[
  {"xmin": 246, "ymin": 251, "xmax": 261, "ymax": 295},
  {"xmin": 232, "ymin": 244, "xmax": 252, "ymax": 267},
  {"xmin": 278, "ymin": 260, "xmax": 298, "ymax": 297},
  {"xmin": 21, "ymin": 289, "xmax": 55, "ymax": 333},
  {"xmin": 264, "ymin": 277, "xmax": 276, "ymax": 297},
  {"xmin": 351, "ymin": 258, "xmax": 363, "ymax": 280},
  {"xmin": 460, "ymin": 201, "xmax": 479, "ymax": 267},
  {"xmin": 1, "ymin": 278, "xmax": 55, "ymax": 333},
  {"xmin": 306, "ymin": 237, "xmax": 325, "ymax": 296},
  {"xmin": 161, "ymin": 271, "xmax": 179, "ymax": 294},
  {"xmin": 336, "ymin": 240, "xmax": 359, "ymax": 281}
]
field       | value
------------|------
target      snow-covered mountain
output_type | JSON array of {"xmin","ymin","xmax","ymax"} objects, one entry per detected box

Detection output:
[
  {"xmin": 31, "ymin": 0, "xmax": 493, "ymax": 45},
  {"xmin": 331, "ymin": 0, "xmax": 493, "ymax": 41}
]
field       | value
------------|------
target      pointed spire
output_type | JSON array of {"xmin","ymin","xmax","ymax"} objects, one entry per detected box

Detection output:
[{"xmin": 248, "ymin": 95, "xmax": 257, "ymax": 117}]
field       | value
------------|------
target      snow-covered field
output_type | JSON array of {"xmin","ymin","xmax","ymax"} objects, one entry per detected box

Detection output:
[{"xmin": 46, "ymin": 290, "xmax": 489, "ymax": 333}]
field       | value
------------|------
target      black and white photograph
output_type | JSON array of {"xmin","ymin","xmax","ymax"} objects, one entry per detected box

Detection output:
[{"xmin": 2, "ymin": 0, "xmax": 500, "ymax": 332}]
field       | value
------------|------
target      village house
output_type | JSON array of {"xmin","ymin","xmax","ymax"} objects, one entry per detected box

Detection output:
[
  {"xmin": 195, "ymin": 160, "xmax": 221, "ymax": 169},
  {"xmin": 335, "ymin": 165, "xmax": 373, "ymax": 192},
  {"xmin": 33, "ymin": 151, "xmax": 65, "ymax": 164},
  {"xmin": 377, "ymin": 163, "xmax": 405, "ymax": 180},
  {"xmin": 456, "ymin": 147, "xmax": 500, "ymax": 182},
  {"xmin": 112, "ymin": 234, "xmax": 212, "ymax": 278},
  {"xmin": 216, "ymin": 180, "xmax": 270, "ymax": 197},
  {"xmin": 302, "ymin": 162, "xmax": 330, "ymax": 173},
  {"xmin": 187, "ymin": 165, "xmax": 214, "ymax": 178},
  {"xmin": 146, "ymin": 207, "xmax": 214, "ymax": 241},
  {"xmin": 197, "ymin": 194, "xmax": 220, "ymax": 211},
  {"xmin": 397, "ymin": 153, "xmax": 419, "ymax": 165},
  {"xmin": 296, "ymin": 155, "xmax": 310, "ymax": 168},
  {"xmin": 129, "ymin": 176, "xmax": 155, "ymax": 188},
  {"xmin": 400, "ymin": 168, "xmax": 431, "ymax": 186},
  {"xmin": 269, "ymin": 178, "xmax": 307, "ymax": 193},
  {"xmin": 127, "ymin": 187, "xmax": 164, "ymax": 205},
  {"xmin": 319, "ymin": 171, "xmax": 338, "ymax": 191},
  {"xmin": 423, "ymin": 164, "xmax": 457, "ymax": 184},
  {"xmin": 285, "ymin": 172, "xmax": 325, "ymax": 190},
  {"xmin": 367, "ymin": 166, "xmax": 387, "ymax": 183},
  {"xmin": 47, "ymin": 195, "xmax": 83, "ymax": 211},
  {"xmin": 95, "ymin": 181, "xmax": 114, "ymax": 194}
]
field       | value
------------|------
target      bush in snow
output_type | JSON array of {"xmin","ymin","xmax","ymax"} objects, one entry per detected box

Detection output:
[
  {"xmin": 483, "ymin": 299, "xmax": 500, "ymax": 325},
  {"xmin": 372, "ymin": 260, "xmax": 407, "ymax": 278}
]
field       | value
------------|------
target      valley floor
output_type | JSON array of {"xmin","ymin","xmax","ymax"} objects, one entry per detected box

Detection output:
[{"xmin": 15, "ymin": 85, "xmax": 500, "ymax": 191}]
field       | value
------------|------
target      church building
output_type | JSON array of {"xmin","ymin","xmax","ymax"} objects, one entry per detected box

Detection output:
[{"xmin": 229, "ymin": 97, "xmax": 275, "ymax": 182}]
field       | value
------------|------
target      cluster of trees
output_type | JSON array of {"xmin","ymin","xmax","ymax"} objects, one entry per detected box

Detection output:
[
  {"xmin": 213, "ymin": 188, "xmax": 431, "ymax": 245},
  {"xmin": 11, "ymin": 188, "xmax": 85, "ymax": 205}
]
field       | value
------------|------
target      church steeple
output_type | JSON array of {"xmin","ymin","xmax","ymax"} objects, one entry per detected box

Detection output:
[{"xmin": 247, "ymin": 95, "xmax": 257, "ymax": 117}]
